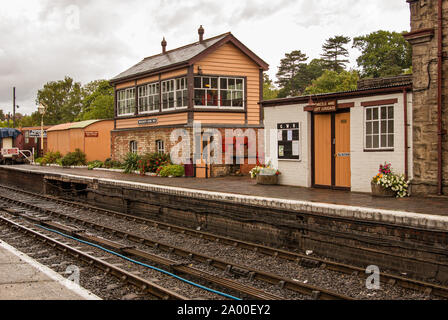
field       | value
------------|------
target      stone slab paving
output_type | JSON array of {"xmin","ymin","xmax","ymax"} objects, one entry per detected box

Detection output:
[{"xmin": 0, "ymin": 240, "xmax": 100, "ymax": 300}]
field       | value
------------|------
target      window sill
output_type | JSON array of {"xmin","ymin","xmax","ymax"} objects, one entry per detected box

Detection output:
[
  {"xmin": 363, "ymin": 149, "xmax": 394, "ymax": 152},
  {"xmin": 278, "ymin": 159, "xmax": 301, "ymax": 162}
]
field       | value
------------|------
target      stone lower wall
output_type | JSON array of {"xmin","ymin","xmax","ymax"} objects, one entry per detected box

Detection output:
[{"xmin": 407, "ymin": 0, "xmax": 448, "ymax": 195}]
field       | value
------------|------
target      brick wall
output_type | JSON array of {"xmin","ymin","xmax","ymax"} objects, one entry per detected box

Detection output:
[{"xmin": 406, "ymin": 0, "xmax": 448, "ymax": 194}]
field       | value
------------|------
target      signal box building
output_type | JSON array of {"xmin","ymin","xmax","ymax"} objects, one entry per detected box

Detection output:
[
  {"xmin": 262, "ymin": 75, "xmax": 413, "ymax": 193},
  {"xmin": 109, "ymin": 26, "xmax": 269, "ymax": 177}
]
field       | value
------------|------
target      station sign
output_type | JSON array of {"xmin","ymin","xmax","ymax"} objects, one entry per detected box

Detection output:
[
  {"xmin": 1, "ymin": 148, "xmax": 19, "ymax": 156},
  {"xmin": 85, "ymin": 131, "xmax": 99, "ymax": 138},
  {"xmin": 29, "ymin": 130, "xmax": 47, "ymax": 138},
  {"xmin": 138, "ymin": 118, "xmax": 158, "ymax": 126}
]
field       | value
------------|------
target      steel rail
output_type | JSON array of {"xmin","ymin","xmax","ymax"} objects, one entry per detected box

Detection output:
[
  {"xmin": 0, "ymin": 193, "xmax": 351, "ymax": 300},
  {"xmin": 0, "ymin": 214, "xmax": 187, "ymax": 300},
  {"xmin": 0, "ymin": 184, "xmax": 446, "ymax": 298}
]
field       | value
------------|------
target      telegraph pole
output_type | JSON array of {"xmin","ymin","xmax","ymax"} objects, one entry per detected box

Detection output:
[{"xmin": 12, "ymin": 87, "xmax": 16, "ymax": 128}]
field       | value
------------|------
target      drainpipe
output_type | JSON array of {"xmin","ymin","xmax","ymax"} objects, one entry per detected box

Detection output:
[
  {"xmin": 403, "ymin": 88, "xmax": 409, "ymax": 180},
  {"xmin": 437, "ymin": 0, "xmax": 444, "ymax": 195}
]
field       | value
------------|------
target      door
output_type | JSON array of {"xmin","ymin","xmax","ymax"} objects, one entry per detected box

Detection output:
[
  {"xmin": 313, "ymin": 111, "xmax": 351, "ymax": 189},
  {"xmin": 335, "ymin": 112, "xmax": 351, "ymax": 188},
  {"xmin": 314, "ymin": 114, "xmax": 332, "ymax": 187}
]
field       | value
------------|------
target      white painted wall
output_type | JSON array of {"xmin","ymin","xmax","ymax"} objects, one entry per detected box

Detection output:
[
  {"xmin": 263, "ymin": 91, "xmax": 413, "ymax": 193},
  {"xmin": 264, "ymin": 104, "xmax": 311, "ymax": 187}
]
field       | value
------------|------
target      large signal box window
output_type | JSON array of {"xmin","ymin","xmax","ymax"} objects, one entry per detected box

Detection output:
[{"xmin": 277, "ymin": 123, "xmax": 300, "ymax": 160}]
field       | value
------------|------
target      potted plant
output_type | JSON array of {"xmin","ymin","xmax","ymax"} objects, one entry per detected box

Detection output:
[
  {"xmin": 250, "ymin": 161, "xmax": 281, "ymax": 185},
  {"xmin": 371, "ymin": 162, "xmax": 410, "ymax": 198}
]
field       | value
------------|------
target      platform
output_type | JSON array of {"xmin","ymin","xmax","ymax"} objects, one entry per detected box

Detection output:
[
  {"xmin": 2, "ymin": 164, "xmax": 448, "ymax": 230},
  {"xmin": 0, "ymin": 239, "xmax": 100, "ymax": 300}
]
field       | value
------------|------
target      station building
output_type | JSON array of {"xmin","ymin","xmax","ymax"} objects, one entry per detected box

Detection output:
[
  {"xmin": 109, "ymin": 26, "xmax": 268, "ymax": 177},
  {"xmin": 47, "ymin": 120, "xmax": 114, "ymax": 162},
  {"xmin": 261, "ymin": 75, "xmax": 413, "ymax": 193},
  {"xmin": 20, "ymin": 126, "xmax": 51, "ymax": 157}
]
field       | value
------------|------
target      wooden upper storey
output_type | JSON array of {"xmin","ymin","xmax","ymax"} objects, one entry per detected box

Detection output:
[{"xmin": 110, "ymin": 32, "xmax": 269, "ymax": 130}]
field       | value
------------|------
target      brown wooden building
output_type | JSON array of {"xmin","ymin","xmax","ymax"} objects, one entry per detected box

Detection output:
[{"xmin": 110, "ymin": 26, "xmax": 268, "ymax": 177}]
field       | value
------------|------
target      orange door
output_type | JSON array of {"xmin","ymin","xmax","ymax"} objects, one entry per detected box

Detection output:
[
  {"xmin": 314, "ymin": 114, "xmax": 332, "ymax": 187},
  {"xmin": 335, "ymin": 112, "xmax": 351, "ymax": 188}
]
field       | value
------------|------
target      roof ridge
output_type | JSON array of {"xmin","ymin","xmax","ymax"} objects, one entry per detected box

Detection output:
[{"xmin": 141, "ymin": 32, "xmax": 231, "ymax": 61}]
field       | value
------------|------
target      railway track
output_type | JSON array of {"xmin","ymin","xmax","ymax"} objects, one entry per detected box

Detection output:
[
  {"xmin": 0, "ymin": 187, "xmax": 352, "ymax": 300},
  {"xmin": 0, "ymin": 184, "xmax": 445, "ymax": 299}
]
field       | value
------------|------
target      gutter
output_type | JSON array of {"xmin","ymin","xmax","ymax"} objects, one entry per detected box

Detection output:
[{"xmin": 437, "ymin": 0, "xmax": 444, "ymax": 195}]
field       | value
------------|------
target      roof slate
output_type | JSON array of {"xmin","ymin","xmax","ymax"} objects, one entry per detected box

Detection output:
[{"xmin": 111, "ymin": 33, "xmax": 230, "ymax": 82}]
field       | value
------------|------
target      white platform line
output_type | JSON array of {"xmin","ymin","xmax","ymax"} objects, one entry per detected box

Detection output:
[{"xmin": 0, "ymin": 240, "xmax": 101, "ymax": 300}]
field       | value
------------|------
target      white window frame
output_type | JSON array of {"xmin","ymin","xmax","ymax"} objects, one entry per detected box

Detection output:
[
  {"xmin": 138, "ymin": 83, "xmax": 160, "ymax": 114},
  {"xmin": 130, "ymin": 141, "xmax": 138, "ymax": 154},
  {"xmin": 117, "ymin": 88, "xmax": 136, "ymax": 117},
  {"xmin": 364, "ymin": 105, "xmax": 395, "ymax": 151},
  {"xmin": 194, "ymin": 76, "xmax": 245, "ymax": 109},
  {"xmin": 162, "ymin": 77, "xmax": 188, "ymax": 111},
  {"xmin": 156, "ymin": 140, "xmax": 165, "ymax": 154}
]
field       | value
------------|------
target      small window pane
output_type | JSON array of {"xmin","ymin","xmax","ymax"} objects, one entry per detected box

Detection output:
[
  {"xmin": 366, "ymin": 109, "xmax": 372, "ymax": 121},
  {"xmin": 366, "ymin": 122, "xmax": 372, "ymax": 134},
  {"xmin": 381, "ymin": 135, "xmax": 387, "ymax": 148},
  {"xmin": 388, "ymin": 120, "xmax": 394, "ymax": 134},
  {"xmin": 203, "ymin": 77, "xmax": 210, "ymax": 88},
  {"xmin": 372, "ymin": 135, "xmax": 379, "ymax": 148},
  {"xmin": 194, "ymin": 89, "xmax": 206, "ymax": 105},
  {"xmin": 372, "ymin": 108, "xmax": 379, "ymax": 120},
  {"xmin": 381, "ymin": 107, "xmax": 387, "ymax": 119},
  {"xmin": 381, "ymin": 120, "xmax": 387, "ymax": 134},
  {"xmin": 388, "ymin": 106, "xmax": 394, "ymax": 119},
  {"xmin": 220, "ymin": 90, "xmax": 231, "ymax": 106},
  {"xmin": 194, "ymin": 77, "xmax": 201, "ymax": 88},
  {"xmin": 236, "ymin": 79, "xmax": 243, "ymax": 90},
  {"xmin": 220, "ymin": 78, "xmax": 227, "ymax": 89},
  {"xmin": 207, "ymin": 90, "xmax": 219, "ymax": 106},
  {"xmin": 366, "ymin": 135, "xmax": 372, "ymax": 149},
  {"xmin": 211, "ymin": 78, "xmax": 218, "ymax": 89},
  {"xmin": 388, "ymin": 134, "xmax": 394, "ymax": 148},
  {"xmin": 228, "ymin": 79, "xmax": 235, "ymax": 90},
  {"xmin": 373, "ymin": 121, "xmax": 379, "ymax": 134}
]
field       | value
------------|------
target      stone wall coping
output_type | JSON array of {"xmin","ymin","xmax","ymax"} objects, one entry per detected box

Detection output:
[{"xmin": 3, "ymin": 165, "xmax": 448, "ymax": 232}]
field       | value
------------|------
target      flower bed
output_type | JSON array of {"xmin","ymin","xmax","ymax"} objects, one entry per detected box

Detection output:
[{"xmin": 249, "ymin": 161, "xmax": 281, "ymax": 185}]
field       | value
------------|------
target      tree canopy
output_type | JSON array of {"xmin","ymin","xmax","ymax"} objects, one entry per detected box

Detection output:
[
  {"xmin": 262, "ymin": 74, "xmax": 279, "ymax": 101},
  {"xmin": 76, "ymin": 80, "xmax": 114, "ymax": 121},
  {"xmin": 321, "ymin": 35, "xmax": 351, "ymax": 72},
  {"xmin": 305, "ymin": 70, "xmax": 359, "ymax": 95},
  {"xmin": 353, "ymin": 30, "xmax": 412, "ymax": 78}
]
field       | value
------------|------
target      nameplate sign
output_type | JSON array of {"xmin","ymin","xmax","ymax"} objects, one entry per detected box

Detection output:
[
  {"xmin": 1, "ymin": 148, "xmax": 19, "ymax": 156},
  {"xmin": 85, "ymin": 131, "xmax": 99, "ymax": 138},
  {"xmin": 29, "ymin": 130, "xmax": 47, "ymax": 138},
  {"xmin": 138, "ymin": 119, "xmax": 158, "ymax": 125}
]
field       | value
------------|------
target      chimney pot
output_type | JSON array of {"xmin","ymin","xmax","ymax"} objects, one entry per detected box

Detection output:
[
  {"xmin": 161, "ymin": 37, "xmax": 167, "ymax": 54},
  {"xmin": 198, "ymin": 25, "xmax": 204, "ymax": 43}
]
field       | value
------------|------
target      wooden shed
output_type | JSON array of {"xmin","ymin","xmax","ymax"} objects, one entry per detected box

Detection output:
[{"xmin": 47, "ymin": 120, "xmax": 114, "ymax": 162}]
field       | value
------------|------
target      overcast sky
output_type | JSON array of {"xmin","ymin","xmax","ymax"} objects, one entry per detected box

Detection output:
[{"xmin": 0, "ymin": 0, "xmax": 411, "ymax": 116}]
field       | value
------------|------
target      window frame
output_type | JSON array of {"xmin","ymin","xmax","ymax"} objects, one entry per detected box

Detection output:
[
  {"xmin": 156, "ymin": 140, "xmax": 165, "ymax": 154},
  {"xmin": 194, "ymin": 75, "xmax": 245, "ymax": 109},
  {"xmin": 117, "ymin": 87, "xmax": 136, "ymax": 117},
  {"xmin": 161, "ymin": 77, "xmax": 188, "ymax": 111},
  {"xmin": 138, "ymin": 82, "xmax": 160, "ymax": 114},
  {"xmin": 130, "ymin": 141, "xmax": 138, "ymax": 154},
  {"xmin": 364, "ymin": 105, "xmax": 395, "ymax": 151}
]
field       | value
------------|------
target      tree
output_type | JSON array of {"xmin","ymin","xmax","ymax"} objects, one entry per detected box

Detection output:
[
  {"xmin": 262, "ymin": 74, "xmax": 279, "ymax": 100},
  {"xmin": 304, "ymin": 70, "xmax": 359, "ymax": 95},
  {"xmin": 276, "ymin": 50, "xmax": 308, "ymax": 96},
  {"xmin": 76, "ymin": 80, "xmax": 114, "ymax": 121},
  {"xmin": 0, "ymin": 109, "xmax": 5, "ymax": 121},
  {"xmin": 36, "ymin": 76, "xmax": 83, "ymax": 125},
  {"xmin": 353, "ymin": 30, "xmax": 412, "ymax": 78},
  {"xmin": 277, "ymin": 58, "xmax": 326, "ymax": 98},
  {"xmin": 321, "ymin": 35, "xmax": 351, "ymax": 72}
]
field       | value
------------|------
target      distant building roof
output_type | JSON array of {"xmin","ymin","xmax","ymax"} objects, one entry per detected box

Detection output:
[
  {"xmin": 357, "ymin": 74, "xmax": 412, "ymax": 90},
  {"xmin": 47, "ymin": 120, "xmax": 108, "ymax": 132},
  {"xmin": 111, "ymin": 32, "xmax": 269, "ymax": 84},
  {"xmin": 0, "ymin": 128, "xmax": 21, "ymax": 139}
]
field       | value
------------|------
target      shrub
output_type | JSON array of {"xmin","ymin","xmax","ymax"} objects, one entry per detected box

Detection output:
[
  {"xmin": 138, "ymin": 152, "xmax": 171, "ymax": 174},
  {"xmin": 60, "ymin": 149, "xmax": 87, "ymax": 167},
  {"xmin": 35, "ymin": 158, "xmax": 44, "ymax": 165},
  {"xmin": 104, "ymin": 158, "xmax": 123, "ymax": 169},
  {"xmin": 40, "ymin": 151, "xmax": 62, "ymax": 165},
  {"xmin": 88, "ymin": 160, "xmax": 103, "ymax": 170},
  {"xmin": 123, "ymin": 152, "xmax": 141, "ymax": 173},
  {"xmin": 158, "ymin": 165, "xmax": 185, "ymax": 177}
]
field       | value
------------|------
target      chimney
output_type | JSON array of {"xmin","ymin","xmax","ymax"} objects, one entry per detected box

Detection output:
[
  {"xmin": 161, "ymin": 37, "xmax": 167, "ymax": 54},
  {"xmin": 198, "ymin": 25, "xmax": 204, "ymax": 43}
]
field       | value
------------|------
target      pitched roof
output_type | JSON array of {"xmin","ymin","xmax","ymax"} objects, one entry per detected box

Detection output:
[
  {"xmin": 111, "ymin": 32, "xmax": 269, "ymax": 83},
  {"xmin": 47, "ymin": 120, "xmax": 105, "ymax": 132}
]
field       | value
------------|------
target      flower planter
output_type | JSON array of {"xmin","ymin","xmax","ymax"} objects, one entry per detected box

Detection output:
[
  {"xmin": 256, "ymin": 175, "xmax": 279, "ymax": 185},
  {"xmin": 371, "ymin": 182, "xmax": 395, "ymax": 197}
]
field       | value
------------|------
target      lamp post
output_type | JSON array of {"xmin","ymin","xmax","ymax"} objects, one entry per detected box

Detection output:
[{"xmin": 37, "ymin": 103, "xmax": 46, "ymax": 156}]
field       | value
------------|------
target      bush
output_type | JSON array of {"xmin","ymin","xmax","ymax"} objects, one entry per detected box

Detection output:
[
  {"xmin": 103, "ymin": 158, "xmax": 123, "ymax": 169},
  {"xmin": 40, "ymin": 151, "xmax": 62, "ymax": 166},
  {"xmin": 35, "ymin": 158, "xmax": 44, "ymax": 165},
  {"xmin": 158, "ymin": 165, "xmax": 185, "ymax": 177},
  {"xmin": 123, "ymin": 152, "xmax": 141, "ymax": 173},
  {"xmin": 60, "ymin": 149, "xmax": 87, "ymax": 167},
  {"xmin": 88, "ymin": 160, "xmax": 103, "ymax": 170},
  {"xmin": 138, "ymin": 152, "xmax": 171, "ymax": 174}
]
